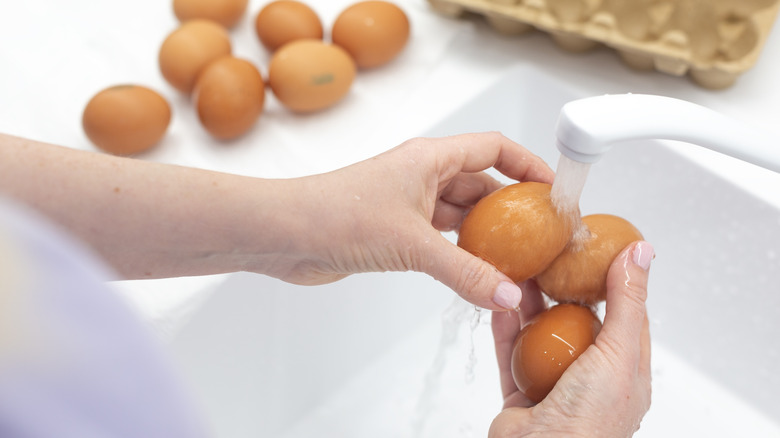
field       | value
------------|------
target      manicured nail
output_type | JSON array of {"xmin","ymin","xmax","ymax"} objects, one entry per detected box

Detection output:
[
  {"xmin": 631, "ymin": 241, "xmax": 655, "ymax": 271},
  {"xmin": 493, "ymin": 281, "xmax": 523, "ymax": 310}
]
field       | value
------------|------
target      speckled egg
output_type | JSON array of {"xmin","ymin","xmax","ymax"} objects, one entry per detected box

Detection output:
[{"xmin": 268, "ymin": 39, "xmax": 356, "ymax": 112}]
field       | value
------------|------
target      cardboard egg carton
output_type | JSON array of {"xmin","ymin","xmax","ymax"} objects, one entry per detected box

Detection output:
[{"xmin": 428, "ymin": 0, "xmax": 780, "ymax": 89}]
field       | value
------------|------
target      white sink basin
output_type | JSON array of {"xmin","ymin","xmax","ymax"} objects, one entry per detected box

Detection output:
[{"xmin": 168, "ymin": 66, "xmax": 780, "ymax": 437}]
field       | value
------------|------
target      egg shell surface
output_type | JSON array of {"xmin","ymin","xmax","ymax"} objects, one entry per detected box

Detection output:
[
  {"xmin": 511, "ymin": 303, "xmax": 602, "ymax": 403},
  {"xmin": 255, "ymin": 0, "xmax": 323, "ymax": 52},
  {"xmin": 268, "ymin": 39, "xmax": 356, "ymax": 113},
  {"xmin": 82, "ymin": 85, "xmax": 171, "ymax": 156},
  {"xmin": 332, "ymin": 1, "xmax": 410, "ymax": 69},
  {"xmin": 193, "ymin": 56, "xmax": 265, "ymax": 140},
  {"xmin": 457, "ymin": 182, "xmax": 574, "ymax": 283},
  {"xmin": 536, "ymin": 214, "xmax": 643, "ymax": 304},
  {"xmin": 158, "ymin": 19, "xmax": 232, "ymax": 94},
  {"xmin": 173, "ymin": 0, "xmax": 249, "ymax": 28}
]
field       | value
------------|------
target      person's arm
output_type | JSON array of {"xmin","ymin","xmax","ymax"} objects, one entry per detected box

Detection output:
[
  {"xmin": 489, "ymin": 241, "xmax": 654, "ymax": 437},
  {"xmin": 0, "ymin": 132, "xmax": 304, "ymax": 280},
  {"xmin": 0, "ymin": 132, "xmax": 554, "ymax": 310}
]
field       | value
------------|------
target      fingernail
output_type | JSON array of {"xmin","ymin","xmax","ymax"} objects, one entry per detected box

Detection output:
[
  {"xmin": 493, "ymin": 281, "xmax": 522, "ymax": 310},
  {"xmin": 631, "ymin": 241, "xmax": 655, "ymax": 271}
]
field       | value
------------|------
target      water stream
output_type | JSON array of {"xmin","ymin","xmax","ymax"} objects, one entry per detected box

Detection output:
[
  {"xmin": 551, "ymin": 154, "xmax": 593, "ymax": 246},
  {"xmin": 410, "ymin": 298, "xmax": 488, "ymax": 437}
]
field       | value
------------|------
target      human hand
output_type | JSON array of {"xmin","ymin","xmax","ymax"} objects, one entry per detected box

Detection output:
[
  {"xmin": 268, "ymin": 132, "xmax": 554, "ymax": 311},
  {"xmin": 0, "ymin": 132, "xmax": 548, "ymax": 286},
  {"xmin": 489, "ymin": 241, "xmax": 654, "ymax": 437}
]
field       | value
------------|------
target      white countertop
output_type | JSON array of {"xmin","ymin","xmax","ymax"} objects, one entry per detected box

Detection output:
[{"xmin": 2, "ymin": 0, "xmax": 779, "ymax": 336}]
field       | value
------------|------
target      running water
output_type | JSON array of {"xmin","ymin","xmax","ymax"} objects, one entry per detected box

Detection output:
[
  {"xmin": 410, "ymin": 298, "xmax": 490, "ymax": 438},
  {"xmin": 464, "ymin": 305, "xmax": 483, "ymax": 384},
  {"xmin": 551, "ymin": 154, "xmax": 592, "ymax": 247}
]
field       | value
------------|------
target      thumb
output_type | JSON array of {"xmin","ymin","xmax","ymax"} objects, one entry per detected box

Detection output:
[
  {"xmin": 600, "ymin": 240, "xmax": 654, "ymax": 356},
  {"xmin": 488, "ymin": 407, "xmax": 533, "ymax": 438},
  {"xmin": 422, "ymin": 232, "xmax": 522, "ymax": 311}
]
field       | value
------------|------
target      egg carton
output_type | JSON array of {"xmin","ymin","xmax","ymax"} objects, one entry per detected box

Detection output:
[{"xmin": 428, "ymin": 0, "xmax": 780, "ymax": 89}]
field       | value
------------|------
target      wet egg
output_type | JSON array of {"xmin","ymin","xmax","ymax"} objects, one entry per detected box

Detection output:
[
  {"xmin": 255, "ymin": 0, "xmax": 323, "ymax": 52},
  {"xmin": 82, "ymin": 85, "xmax": 171, "ymax": 156},
  {"xmin": 536, "ymin": 214, "xmax": 643, "ymax": 304},
  {"xmin": 159, "ymin": 19, "xmax": 232, "ymax": 94},
  {"xmin": 332, "ymin": 1, "xmax": 410, "ymax": 69},
  {"xmin": 268, "ymin": 39, "xmax": 356, "ymax": 113},
  {"xmin": 193, "ymin": 56, "xmax": 265, "ymax": 140},
  {"xmin": 511, "ymin": 303, "xmax": 602, "ymax": 404},
  {"xmin": 457, "ymin": 182, "xmax": 574, "ymax": 283},
  {"xmin": 173, "ymin": 0, "xmax": 248, "ymax": 28}
]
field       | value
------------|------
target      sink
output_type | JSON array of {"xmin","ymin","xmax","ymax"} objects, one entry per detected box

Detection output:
[{"xmin": 167, "ymin": 66, "xmax": 780, "ymax": 437}]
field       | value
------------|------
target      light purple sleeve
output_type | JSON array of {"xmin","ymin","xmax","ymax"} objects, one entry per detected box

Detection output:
[{"xmin": 0, "ymin": 198, "xmax": 209, "ymax": 438}]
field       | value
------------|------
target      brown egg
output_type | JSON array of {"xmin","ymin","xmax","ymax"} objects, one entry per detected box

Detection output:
[
  {"xmin": 332, "ymin": 1, "xmax": 410, "ymax": 69},
  {"xmin": 173, "ymin": 0, "xmax": 248, "ymax": 28},
  {"xmin": 82, "ymin": 85, "xmax": 171, "ymax": 156},
  {"xmin": 255, "ymin": 1, "xmax": 323, "ymax": 52},
  {"xmin": 536, "ymin": 214, "xmax": 643, "ymax": 305},
  {"xmin": 159, "ymin": 19, "xmax": 232, "ymax": 94},
  {"xmin": 268, "ymin": 39, "xmax": 356, "ymax": 113},
  {"xmin": 193, "ymin": 56, "xmax": 265, "ymax": 140},
  {"xmin": 511, "ymin": 303, "xmax": 602, "ymax": 403},
  {"xmin": 457, "ymin": 182, "xmax": 574, "ymax": 283}
]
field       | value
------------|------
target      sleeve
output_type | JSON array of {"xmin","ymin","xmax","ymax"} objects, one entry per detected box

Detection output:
[{"xmin": 0, "ymin": 197, "xmax": 209, "ymax": 438}]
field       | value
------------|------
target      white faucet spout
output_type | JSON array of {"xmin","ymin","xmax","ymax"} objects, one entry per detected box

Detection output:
[{"xmin": 554, "ymin": 94, "xmax": 780, "ymax": 173}]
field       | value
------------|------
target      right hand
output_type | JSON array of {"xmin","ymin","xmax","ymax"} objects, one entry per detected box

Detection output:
[{"xmin": 489, "ymin": 241, "xmax": 654, "ymax": 437}]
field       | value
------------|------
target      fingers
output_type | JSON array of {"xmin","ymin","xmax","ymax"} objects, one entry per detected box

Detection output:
[
  {"xmin": 639, "ymin": 311, "xmax": 652, "ymax": 378},
  {"xmin": 423, "ymin": 132, "xmax": 555, "ymax": 185},
  {"xmin": 491, "ymin": 282, "xmax": 546, "ymax": 405},
  {"xmin": 433, "ymin": 172, "xmax": 503, "ymax": 231},
  {"xmin": 492, "ymin": 310, "xmax": 523, "ymax": 401},
  {"xmin": 488, "ymin": 407, "xmax": 534, "ymax": 438},
  {"xmin": 599, "ymin": 241, "xmax": 654, "ymax": 359},
  {"xmin": 420, "ymin": 230, "xmax": 522, "ymax": 311},
  {"xmin": 515, "ymin": 280, "xmax": 546, "ymax": 327},
  {"xmin": 431, "ymin": 199, "xmax": 466, "ymax": 231},
  {"xmin": 440, "ymin": 172, "xmax": 504, "ymax": 206}
]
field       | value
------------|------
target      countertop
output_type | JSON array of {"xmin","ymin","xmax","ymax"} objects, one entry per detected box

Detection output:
[{"xmin": 2, "ymin": 0, "xmax": 779, "ymax": 336}]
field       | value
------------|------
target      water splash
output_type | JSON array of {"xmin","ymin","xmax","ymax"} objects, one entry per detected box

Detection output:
[
  {"xmin": 464, "ymin": 306, "xmax": 482, "ymax": 384},
  {"xmin": 410, "ymin": 298, "xmax": 487, "ymax": 437},
  {"xmin": 551, "ymin": 154, "xmax": 592, "ymax": 246}
]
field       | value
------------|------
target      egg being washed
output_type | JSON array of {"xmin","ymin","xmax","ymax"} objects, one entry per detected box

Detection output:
[
  {"xmin": 82, "ymin": 85, "xmax": 171, "ymax": 156},
  {"xmin": 193, "ymin": 56, "xmax": 265, "ymax": 140},
  {"xmin": 457, "ymin": 182, "xmax": 574, "ymax": 283},
  {"xmin": 332, "ymin": 1, "xmax": 410, "ymax": 69},
  {"xmin": 536, "ymin": 214, "xmax": 643, "ymax": 305},
  {"xmin": 173, "ymin": 0, "xmax": 249, "ymax": 28},
  {"xmin": 268, "ymin": 39, "xmax": 356, "ymax": 113},
  {"xmin": 255, "ymin": 0, "xmax": 323, "ymax": 52},
  {"xmin": 511, "ymin": 303, "xmax": 601, "ymax": 403},
  {"xmin": 159, "ymin": 19, "xmax": 232, "ymax": 94}
]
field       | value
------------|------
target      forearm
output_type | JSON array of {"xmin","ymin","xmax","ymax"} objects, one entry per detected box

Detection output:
[{"xmin": 0, "ymin": 133, "xmax": 304, "ymax": 279}]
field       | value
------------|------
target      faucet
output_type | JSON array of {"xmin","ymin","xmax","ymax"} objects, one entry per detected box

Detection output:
[{"xmin": 554, "ymin": 94, "xmax": 780, "ymax": 173}]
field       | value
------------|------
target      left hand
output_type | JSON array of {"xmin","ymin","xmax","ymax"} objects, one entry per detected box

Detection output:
[{"xmin": 273, "ymin": 132, "xmax": 554, "ymax": 311}]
